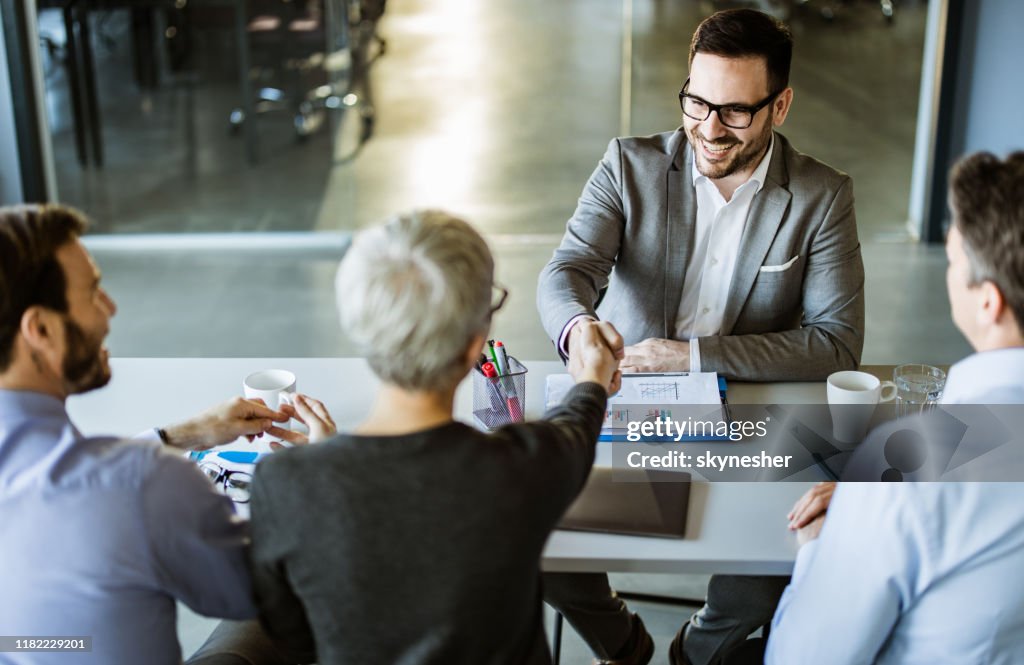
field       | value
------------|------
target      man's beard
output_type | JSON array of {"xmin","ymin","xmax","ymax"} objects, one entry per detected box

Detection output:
[
  {"xmin": 688, "ymin": 116, "xmax": 772, "ymax": 180},
  {"xmin": 62, "ymin": 317, "xmax": 111, "ymax": 394}
]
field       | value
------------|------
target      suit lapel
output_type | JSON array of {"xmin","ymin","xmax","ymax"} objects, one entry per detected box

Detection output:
[
  {"xmin": 664, "ymin": 136, "xmax": 696, "ymax": 338},
  {"xmin": 719, "ymin": 139, "xmax": 792, "ymax": 335}
]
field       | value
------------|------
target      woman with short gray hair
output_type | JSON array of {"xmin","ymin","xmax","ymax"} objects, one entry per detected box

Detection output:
[
  {"xmin": 337, "ymin": 209, "xmax": 497, "ymax": 392},
  {"xmin": 249, "ymin": 210, "xmax": 624, "ymax": 665}
]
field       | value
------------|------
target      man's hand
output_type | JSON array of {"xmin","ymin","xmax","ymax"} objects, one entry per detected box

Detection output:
[
  {"xmin": 622, "ymin": 338, "xmax": 690, "ymax": 373},
  {"xmin": 564, "ymin": 316, "xmax": 597, "ymax": 358},
  {"xmin": 797, "ymin": 514, "xmax": 826, "ymax": 548},
  {"xmin": 162, "ymin": 397, "xmax": 289, "ymax": 450},
  {"xmin": 267, "ymin": 393, "xmax": 337, "ymax": 446},
  {"xmin": 568, "ymin": 320, "xmax": 624, "ymax": 394},
  {"xmin": 788, "ymin": 481, "xmax": 836, "ymax": 530}
]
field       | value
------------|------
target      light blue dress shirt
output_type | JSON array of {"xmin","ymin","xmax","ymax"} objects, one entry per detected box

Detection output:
[
  {"xmin": 0, "ymin": 390, "xmax": 256, "ymax": 665},
  {"xmin": 767, "ymin": 348, "xmax": 1024, "ymax": 665}
]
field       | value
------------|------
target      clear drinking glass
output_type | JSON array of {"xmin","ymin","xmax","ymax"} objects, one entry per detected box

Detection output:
[{"xmin": 893, "ymin": 364, "xmax": 946, "ymax": 416}]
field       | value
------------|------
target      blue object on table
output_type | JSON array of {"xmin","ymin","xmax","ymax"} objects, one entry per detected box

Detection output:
[
  {"xmin": 187, "ymin": 450, "xmax": 262, "ymax": 464},
  {"xmin": 598, "ymin": 377, "xmax": 731, "ymax": 442}
]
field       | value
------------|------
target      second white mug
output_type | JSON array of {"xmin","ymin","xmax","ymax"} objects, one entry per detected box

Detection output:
[{"xmin": 826, "ymin": 370, "xmax": 897, "ymax": 443}]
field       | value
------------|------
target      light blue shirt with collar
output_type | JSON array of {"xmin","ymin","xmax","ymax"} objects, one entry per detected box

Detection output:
[
  {"xmin": 767, "ymin": 348, "xmax": 1024, "ymax": 665},
  {"xmin": 0, "ymin": 389, "xmax": 256, "ymax": 665},
  {"xmin": 941, "ymin": 348, "xmax": 1024, "ymax": 404}
]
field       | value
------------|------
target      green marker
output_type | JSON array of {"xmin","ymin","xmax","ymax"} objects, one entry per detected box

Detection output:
[{"xmin": 487, "ymin": 339, "xmax": 501, "ymax": 373}]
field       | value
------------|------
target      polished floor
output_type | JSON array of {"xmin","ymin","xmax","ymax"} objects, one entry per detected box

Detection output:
[{"xmin": 36, "ymin": 0, "xmax": 969, "ymax": 661}]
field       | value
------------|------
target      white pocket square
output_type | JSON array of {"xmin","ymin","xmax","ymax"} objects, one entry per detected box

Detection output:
[{"xmin": 759, "ymin": 255, "xmax": 800, "ymax": 273}]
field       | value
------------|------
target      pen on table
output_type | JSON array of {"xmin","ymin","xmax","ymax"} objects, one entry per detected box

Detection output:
[{"xmin": 721, "ymin": 391, "xmax": 732, "ymax": 426}]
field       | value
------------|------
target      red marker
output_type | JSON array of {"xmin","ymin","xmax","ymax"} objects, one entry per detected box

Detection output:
[
  {"xmin": 483, "ymin": 362, "xmax": 522, "ymax": 422},
  {"xmin": 481, "ymin": 362, "xmax": 505, "ymax": 415}
]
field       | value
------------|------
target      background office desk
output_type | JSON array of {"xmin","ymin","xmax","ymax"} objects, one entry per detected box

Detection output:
[{"xmin": 67, "ymin": 357, "xmax": 838, "ymax": 575}]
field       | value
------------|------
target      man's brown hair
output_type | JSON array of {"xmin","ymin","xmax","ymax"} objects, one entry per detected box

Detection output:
[
  {"xmin": 689, "ymin": 9, "xmax": 793, "ymax": 95},
  {"xmin": 949, "ymin": 151, "xmax": 1024, "ymax": 330},
  {"xmin": 0, "ymin": 204, "xmax": 87, "ymax": 371}
]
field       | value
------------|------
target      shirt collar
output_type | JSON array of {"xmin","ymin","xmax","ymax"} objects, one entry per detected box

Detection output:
[
  {"xmin": 941, "ymin": 348, "xmax": 1024, "ymax": 404},
  {"xmin": 0, "ymin": 389, "xmax": 68, "ymax": 422},
  {"xmin": 691, "ymin": 132, "xmax": 775, "ymax": 195}
]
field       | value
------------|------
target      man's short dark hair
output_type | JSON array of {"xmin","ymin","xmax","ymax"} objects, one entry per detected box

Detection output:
[
  {"xmin": 949, "ymin": 151, "xmax": 1024, "ymax": 331},
  {"xmin": 0, "ymin": 204, "xmax": 87, "ymax": 371},
  {"xmin": 689, "ymin": 9, "xmax": 793, "ymax": 95}
]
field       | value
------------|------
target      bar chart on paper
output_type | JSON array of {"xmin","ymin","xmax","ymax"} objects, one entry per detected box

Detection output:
[{"xmin": 545, "ymin": 372, "xmax": 729, "ymax": 441}]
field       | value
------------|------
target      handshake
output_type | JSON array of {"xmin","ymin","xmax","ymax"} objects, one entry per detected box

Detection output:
[
  {"xmin": 161, "ymin": 322, "xmax": 627, "ymax": 454},
  {"xmin": 566, "ymin": 320, "xmax": 625, "ymax": 395}
]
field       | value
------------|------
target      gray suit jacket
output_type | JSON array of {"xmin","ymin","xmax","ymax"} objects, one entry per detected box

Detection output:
[{"xmin": 537, "ymin": 129, "xmax": 864, "ymax": 381}]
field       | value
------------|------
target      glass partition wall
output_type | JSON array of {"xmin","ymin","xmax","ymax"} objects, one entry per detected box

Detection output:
[
  {"xmin": 35, "ymin": 0, "xmax": 363, "ymax": 234},
  {"xmin": 5, "ymin": 1, "xmax": 954, "ymax": 363}
]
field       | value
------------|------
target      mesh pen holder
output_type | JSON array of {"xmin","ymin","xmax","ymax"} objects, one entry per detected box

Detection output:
[{"xmin": 473, "ymin": 356, "xmax": 528, "ymax": 430}]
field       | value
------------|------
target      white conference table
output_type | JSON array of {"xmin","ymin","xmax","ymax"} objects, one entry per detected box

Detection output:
[{"xmin": 68, "ymin": 358, "xmax": 836, "ymax": 576}]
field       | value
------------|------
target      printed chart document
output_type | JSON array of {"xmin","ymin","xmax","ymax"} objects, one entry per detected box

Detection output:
[{"xmin": 546, "ymin": 372, "xmax": 729, "ymax": 441}]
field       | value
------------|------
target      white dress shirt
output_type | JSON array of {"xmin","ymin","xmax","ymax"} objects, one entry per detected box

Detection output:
[
  {"xmin": 559, "ymin": 136, "xmax": 775, "ymax": 368},
  {"xmin": 677, "ymin": 134, "xmax": 774, "ymax": 371},
  {"xmin": 767, "ymin": 347, "xmax": 1024, "ymax": 665}
]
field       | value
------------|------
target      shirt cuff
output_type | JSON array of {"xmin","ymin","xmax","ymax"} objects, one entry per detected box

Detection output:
[
  {"xmin": 558, "ymin": 314, "xmax": 597, "ymax": 358},
  {"xmin": 689, "ymin": 339, "xmax": 701, "ymax": 373}
]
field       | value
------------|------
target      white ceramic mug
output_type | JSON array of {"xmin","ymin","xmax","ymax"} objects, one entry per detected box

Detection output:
[
  {"xmin": 826, "ymin": 370, "xmax": 897, "ymax": 443},
  {"xmin": 243, "ymin": 369, "xmax": 297, "ymax": 431}
]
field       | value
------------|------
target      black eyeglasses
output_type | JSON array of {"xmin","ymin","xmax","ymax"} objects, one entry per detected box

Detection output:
[
  {"xmin": 488, "ymin": 284, "xmax": 509, "ymax": 318},
  {"xmin": 678, "ymin": 78, "xmax": 781, "ymax": 130},
  {"xmin": 200, "ymin": 462, "xmax": 253, "ymax": 504}
]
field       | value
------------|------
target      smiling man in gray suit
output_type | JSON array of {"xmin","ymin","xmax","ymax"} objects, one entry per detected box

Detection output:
[
  {"xmin": 538, "ymin": 11, "xmax": 864, "ymax": 384},
  {"xmin": 540, "ymin": 9, "xmax": 864, "ymax": 665}
]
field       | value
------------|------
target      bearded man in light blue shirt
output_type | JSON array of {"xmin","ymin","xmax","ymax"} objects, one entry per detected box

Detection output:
[
  {"xmin": 0, "ymin": 205, "xmax": 306, "ymax": 665},
  {"xmin": 768, "ymin": 151, "xmax": 1024, "ymax": 664}
]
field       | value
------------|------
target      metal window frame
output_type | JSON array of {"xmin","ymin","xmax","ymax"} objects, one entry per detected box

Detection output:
[{"xmin": 1, "ymin": 0, "xmax": 56, "ymax": 203}]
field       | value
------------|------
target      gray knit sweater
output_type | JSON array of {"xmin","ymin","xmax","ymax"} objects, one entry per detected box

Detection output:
[{"xmin": 249, "ymin": 382, "xmax": 607, "ymax": 665}]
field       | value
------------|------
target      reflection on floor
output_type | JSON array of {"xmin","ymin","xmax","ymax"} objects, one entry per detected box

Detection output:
[{"xmin": 44, "ymin": 0, "xmax": 964, "ymax": 661}]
